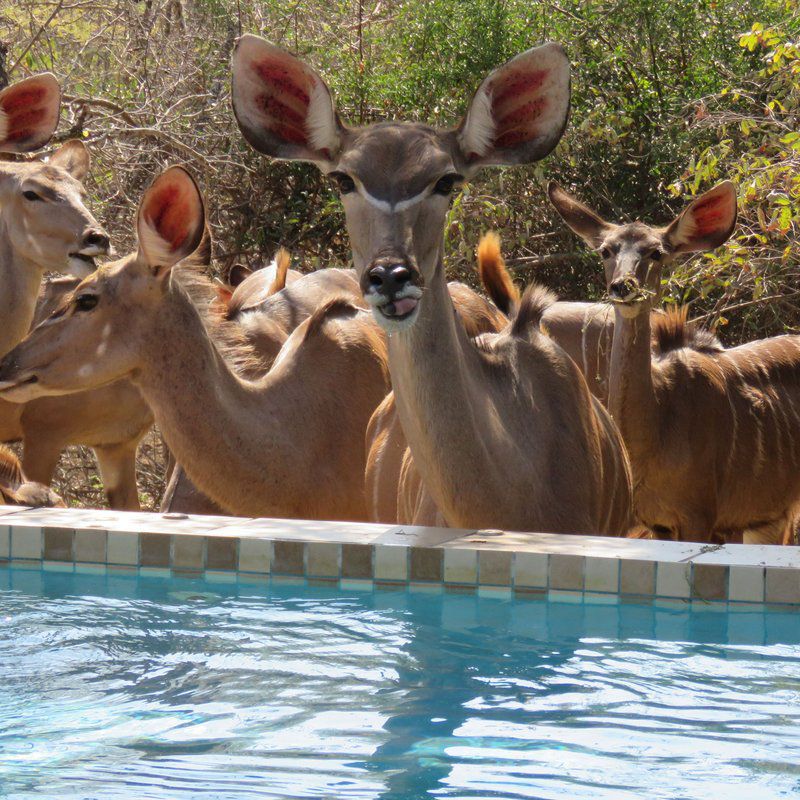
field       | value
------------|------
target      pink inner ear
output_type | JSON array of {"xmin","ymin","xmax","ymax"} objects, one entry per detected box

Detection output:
[
  {"xmin": 2, "ymin": 86, "xmax": 49, "ymax": 143},
  {"xmin": 251, "ymin": 56, "xmax": 313, "ymax": 147},
  {"xmin": 489, "ymin": 68, "xmax": 549, "ymax": 149},
  {"xmin": 690, "ymin": 193, "xmax": 733, "ymax": 236},
  {"xmin": 145, "ymin": 184, "xmax": 193, "ymax": 252}
]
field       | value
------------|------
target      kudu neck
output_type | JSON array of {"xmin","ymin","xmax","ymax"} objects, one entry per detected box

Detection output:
[
  {"xmin": 608, "ymin": 301, "xmax": 659, "ymax": 463},
  {"xmin": 0, "ymin": 218, "xmax": 44, "ymax": 357}
]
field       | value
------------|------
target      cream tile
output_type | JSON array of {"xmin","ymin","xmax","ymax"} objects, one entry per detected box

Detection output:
[
  {"xmin": 107, "ymin": 532, "xmax": 139, "ymax": 565},
  {"xmin": 514, "ymin": 552, "xmax": 548, "ymax": 588},
  {"xmin": 584, "ymin": 557, "xmax": 618, "ymax": 593},
  {"xmin": 74, "ymin": 529, "xmax": 107, "ymax": 563},
  {"xmin": 477, "ymin": 586, "xmax": 512, "ymax": 599},
  {"xmin": 238, "ymin": 538, "xmax": 271, "ymax": 574},
  {"xmin": 0, "ymin": 526, "xmax": 9, "ymax": 558},
  {"xmin": 204, "ymin": 570, "xmax": 238, "ymax": 584},
  {"xmin": 656, "ymin": 562, "xmax": 691, "ymax": 598},
  {"xmin": 374, "ymin": 545, "xmax": 407, "ymax": 581},
  {"xmin": 443, "ymin": 549, "xmax": 477, "ymax": 584},
  {"xmin": 548, "ymin": 589, "xmax": 584, "ymax": 604},
  {"xmin": 11, "ymin": 526, "xmax": 42, "ymax": 559},
  {"xmin": 728, "ymin": 566, "xmax": 764, "ymax": 603},
  {"xmin": 307, "ymin": 542, "xmax": 340, "ymax": 577}
]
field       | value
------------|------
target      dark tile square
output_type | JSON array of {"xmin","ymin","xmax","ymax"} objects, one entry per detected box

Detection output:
[
  {"xmin": 692, "ymin": 563, "xmax": 728, "ymax": 601},
  {"xmin": 410, "ymin": 547, "xmax": 443, "ymax": 582},
  {"xmin": 272, "ymin": 541, "xmax": 304, "ymax": 575},
  {"xmin": 140, "ymin": 533, "xmax": 170, "ymax": 567},
  {"xmin": 341, "ymin": 544, "xmax": 373, "ymax": 579},
  {"xmin": 44, "ymin": 527, "xmax": 73, "ymax": 561},
  {"xmin": 206, "ymin": 537, "xmax": 238, "ymax": 570}
]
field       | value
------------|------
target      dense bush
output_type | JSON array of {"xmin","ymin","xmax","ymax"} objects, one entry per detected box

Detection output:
[{"xmin": 0, "ymin": 0, "xmax": 797, "ymax": 504}]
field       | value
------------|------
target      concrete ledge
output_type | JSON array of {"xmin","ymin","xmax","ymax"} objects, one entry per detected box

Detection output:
[{"xmin": 0, "ymin": 507, "xmax": 798, "ymax": 607}]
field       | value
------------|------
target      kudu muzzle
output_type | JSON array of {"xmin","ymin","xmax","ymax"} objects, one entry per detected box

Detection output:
[{"xmin": 361, "ymin": 254, "xmax": 423, "ymax": 321}]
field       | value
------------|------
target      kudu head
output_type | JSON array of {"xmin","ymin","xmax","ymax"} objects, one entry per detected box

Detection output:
[
  {"xmin": 231, "ymin": 34, "xmax": 570, "ymax": 332},
  {"xmin": 548, "ymin": 181, "xmax": 738, "ymax": 318},
  {"xmin": 0, "ymin": 166, "xmax": 205, "ymax": 403},
  {"xmin": 0, "ymin": 74, "xmax": 110, "ymax": 276}
]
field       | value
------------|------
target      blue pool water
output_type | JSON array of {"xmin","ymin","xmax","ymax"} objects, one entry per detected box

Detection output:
[{"xmin": 1, "ymin": 568, "xmax": 799, "ymax": 799}]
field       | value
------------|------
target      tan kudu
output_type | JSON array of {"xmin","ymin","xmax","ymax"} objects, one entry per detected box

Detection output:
[
  {"xmin": 0, "ymin": 444, "xmax": 64, "ymax": 507},
  {"xmin": 549, "ymin": 180, "xmax": 800, "ymax": 543},
  {"xmin": 231, "ymin": 35, "xmax": 632, "ymax": 534},
  {"xmin": 0, "ymin": 75, "xmax": 110, "ymax": 357},
  {"xmin": 163, "ymin": 250, "xmax": 365, "ymax": 515},
  {"xmin": 0, "ymin": 276, "xmax": 155, "ymax": 510},
  {"xmin": 0, "ymin": 167, "xmax": 391, "ymax": 521}
]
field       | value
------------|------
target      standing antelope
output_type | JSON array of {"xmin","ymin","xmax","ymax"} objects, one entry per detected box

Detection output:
[
  {"xmin": 231, "ymin": 35, "xmax": 632, "ymax": 534},
  {"xmin": 0, "ymin": 75, "xmax": 110, "ymax": 356},
  {"xmin": 549, "ymin": 180, "xmax": 800, "ymax": 543},
  {"xmin": 0, "ymin": 167, "xmax": 391, "ymax": 521}
]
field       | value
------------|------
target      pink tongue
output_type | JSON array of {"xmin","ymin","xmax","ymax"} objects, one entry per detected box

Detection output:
[{"xmin": 392, "ymin": 297, "xmax": 418, "ymax": 316}]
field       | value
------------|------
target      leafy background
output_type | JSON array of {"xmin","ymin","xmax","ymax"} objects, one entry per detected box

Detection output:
[{"xmin": 0, "ymin": 0, "xmax": 798, "ymax": 505}]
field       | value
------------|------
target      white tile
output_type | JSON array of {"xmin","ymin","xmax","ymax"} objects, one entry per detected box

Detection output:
[
  {"xmin": 444, "ymin": 549, "xmax": 477, "ymax": 583},
  {"xmin": 238, "ymin": 538, "xmax": 271, "ymax": 573},
  {"xmin": 584, "ymin": 557, "xmax": 618, "ymax": 592},
  {"xmin": 514, "ymin": 553, "xmax": 548, "ymax": 588},
  {"xmin": 107, "ymin": 532, "xmax": 139, "ymax": 565},
  {"xmin": 11, "ymin": 527, "xmax": 42, "ymax": 559},
  {"xmin": 374, "ymin": 545, "xmax": 407, "ymax": 581},
  {"xmin": 728, "ymin": 566, "xmax": 764, "ymax": 603},
  {"xmin": 656, "ymin": 562, "xmax": 692, "ymax": 598}
]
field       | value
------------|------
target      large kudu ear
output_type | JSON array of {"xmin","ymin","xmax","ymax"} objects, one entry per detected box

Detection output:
[
  {"xmin": 231, "ymin": 34, "xmax": 342, "ymax": 166},
  {"xmin": 47, "ymin": 139, "xmax": 90, "ymax": 181},
  {"xmin": 137, "ymin": 166, "xmax": 206, "ymax": 278},
  {"xmin": 0, "ymin": 73, "xmax": 61, "ymax": 153},
  {"xmin": 547, "ymin": 182, "xmax": 612, "ymax": 248},
  {"xmin": 456, "ymin": 43, "xmax": 570, "ymax": 172},
  {"xmin": 663, "ymin": 181, "xmax": 737, "ymax": 253}
]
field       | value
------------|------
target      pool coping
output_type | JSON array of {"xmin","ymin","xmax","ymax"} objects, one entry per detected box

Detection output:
[{"xmin": 0, "ymin": 506, "xmax": 798, "ymax": 608}]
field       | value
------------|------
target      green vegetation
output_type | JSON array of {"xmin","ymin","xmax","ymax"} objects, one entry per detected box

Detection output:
[{"xmin": 2, "ymin": 0, "xmax": 798, "ymax": 339}]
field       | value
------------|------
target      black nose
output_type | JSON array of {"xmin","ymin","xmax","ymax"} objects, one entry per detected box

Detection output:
[
  {"xmin": 82, "ymin": 229, "xmax": 110, "ymax": 252},
  {"xmin": 366, "ymin": 263, "xmax": 412, "ymax": 295},
  {"xmin": 609, "ymin": 277, "xmax": 636, "ymax": 299}
]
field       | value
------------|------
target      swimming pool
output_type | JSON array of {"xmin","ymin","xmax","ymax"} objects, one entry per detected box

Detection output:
[{"xmin": 1, "ymin": 567, "xmax": 799, "ymax": 799}]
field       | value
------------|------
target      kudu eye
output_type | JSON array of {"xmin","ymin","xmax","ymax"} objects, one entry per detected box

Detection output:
[
  {"xmin": 433, "ymin": 174, "xmax": 462, "ymax": 196},
  {"xmin": 329, "ymin": 172, "xmax": 355, "ymax": 195},
  {"xmin": 650, "ymin": 249, "xmax": 663, "ymax": 261},
  {"xmin": 74, "ymin": 293, "xmax": 98, "ymax": 312},
  {"xmin": 600, "ymin": 247, "xmax": 612, "ymax": 260},
  {"xmin": 22, "ymin": 190, "xmax": 43, "ymax": 202}
]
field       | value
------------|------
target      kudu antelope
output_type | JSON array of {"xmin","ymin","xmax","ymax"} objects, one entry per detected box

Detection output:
[
  {"xmin": 0, "ymin": 276, "xmax": 155, "ymax": 510},
  {"xmin": 0, "ymin": 444, "xmax": 64, "ymax": 507},
  {"xmin": 0, "ymin": 75, "xmax": 110, "ymax": 356},
  {"xmin": 164, "ymin": 250, "xmax": 366, "ymax": 515},
  {"xmin": 212, "ymin": 248, "xmax": 301, "ymax": 311},
  {"xmin": 0, "ymin": 167, "xmax": 391, "ymax": 521},
  {"xmin": 231, "ymin": 35, "xmax": 632, "ymax": 534},
  {"xmin": 549, "ymin": 180, "xmax": 800, "ymax": 543}
]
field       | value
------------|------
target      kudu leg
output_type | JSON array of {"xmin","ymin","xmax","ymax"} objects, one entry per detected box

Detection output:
[
  {"xmin": 94, "ymin": 441, "xmax": 140, "ymax": 510},
  {"xmin": 161, "ymin": 463, "xmax": 226, "ymax": 516},
  {"xmin": 21, "ymin": 436, "xmax": 65, "ymax": 487}
]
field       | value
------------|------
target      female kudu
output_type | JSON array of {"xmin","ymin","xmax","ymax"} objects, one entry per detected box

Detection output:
[
  {"xmin": 230, "ymin": 35, "xmax": 632, "ymax": 534},
  {"xmin": 549, "ymin": 181, "xmax": 800, "ymax": 543}
]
